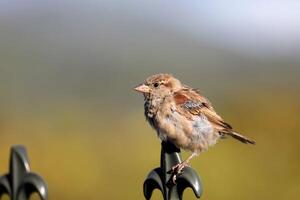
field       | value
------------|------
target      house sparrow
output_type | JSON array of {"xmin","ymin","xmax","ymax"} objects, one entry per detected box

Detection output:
[{"xmin": 134, "ymin": 73, "xmax": 255, "ymax": 182}]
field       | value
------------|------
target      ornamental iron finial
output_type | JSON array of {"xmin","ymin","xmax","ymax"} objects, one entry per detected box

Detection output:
[
  {"xmin": 143, "ymin": 141, "xmax": 202, "ymax": 200},
  {"xmin": 0, "ymin": 145, "xmax": 48, "ymax": 200}
]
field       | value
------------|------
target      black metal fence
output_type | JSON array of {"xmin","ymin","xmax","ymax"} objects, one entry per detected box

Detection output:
[
  {"xmin": 0, "ymin": 145, "xmax": 47, "ymax": 200},
  {"xmin": 0, "ymin": 143, "xmax": 202, "ymax": 200},
  {"xmin": 144, "ymin": 141, "xmax": 202, "ymax": 200}
]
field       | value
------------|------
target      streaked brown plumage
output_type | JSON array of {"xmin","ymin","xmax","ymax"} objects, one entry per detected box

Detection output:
[{"xmin": 134, "ymin": 73, "xmax": 255, "ymax": 182}]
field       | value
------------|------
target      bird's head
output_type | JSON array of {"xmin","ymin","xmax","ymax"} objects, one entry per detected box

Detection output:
[{"xmin": 134, "ymin": 73, "xmax": 182, "ymax": 98}]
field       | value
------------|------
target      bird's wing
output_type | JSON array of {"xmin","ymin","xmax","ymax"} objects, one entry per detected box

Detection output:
[
  {"xmin": 173, "ymin": 88, "xmax": 232, "ymax": 131},
  {"xmin": 173, "ymin": 88, "xmax": 255, "ymax": 144}
]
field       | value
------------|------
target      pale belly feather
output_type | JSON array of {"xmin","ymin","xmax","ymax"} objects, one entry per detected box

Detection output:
[{"xmin": 156, "ymin": 109, "xmax": 219, "ymax": 153}]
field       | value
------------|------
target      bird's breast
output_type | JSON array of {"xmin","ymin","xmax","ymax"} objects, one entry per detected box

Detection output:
[{"xmin": 155, "ymin": 105, "xmax": 219, "ymax": 152}]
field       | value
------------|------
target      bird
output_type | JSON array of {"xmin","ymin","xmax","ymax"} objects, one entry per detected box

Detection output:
[{"xmin": 134, "ymin": 73, "xmax": 255, "ymax": 182}]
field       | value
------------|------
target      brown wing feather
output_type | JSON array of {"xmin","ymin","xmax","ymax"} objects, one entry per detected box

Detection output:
[
  {"xmin": 174, "ymin": 88, "xmax": 229, "ymax": 130},
  {"xmin": 173, "ymin": 88, "xmax": 255, "ymax": 144}
]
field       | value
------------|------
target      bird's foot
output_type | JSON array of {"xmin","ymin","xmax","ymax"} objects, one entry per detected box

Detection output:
[{"xmin": 171, "ymin": 161, "xmax": 190, "ymax": 184}]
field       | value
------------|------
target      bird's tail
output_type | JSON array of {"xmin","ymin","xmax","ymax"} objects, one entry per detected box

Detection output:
[{"xmin": 225, "ymin": 131, "xmax": 256, "ymax": 144}]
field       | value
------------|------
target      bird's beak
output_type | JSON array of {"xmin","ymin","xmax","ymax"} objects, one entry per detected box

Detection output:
[{"xmin": 134, "ymin": 84, "xmax": 150, "ymax": 93}]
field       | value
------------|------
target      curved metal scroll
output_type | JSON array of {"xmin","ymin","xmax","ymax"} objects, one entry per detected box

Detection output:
[
  {"xmin": 144, "ymin": 141, "xmax": 202, "ymax": 200},
  {"xmin": 0, "ymin": 145, "xmax": 48, "ymax": 200}
]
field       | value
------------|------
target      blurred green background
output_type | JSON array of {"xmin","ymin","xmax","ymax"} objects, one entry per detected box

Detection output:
[{"xmin": 0, "ymin": 1, "xmax": 300, "ymax": 199}]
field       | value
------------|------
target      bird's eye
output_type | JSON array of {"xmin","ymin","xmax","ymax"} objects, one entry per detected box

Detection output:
[{"xmin": 153, "ymin": 82, "xmax": 159, "ymax": 88}]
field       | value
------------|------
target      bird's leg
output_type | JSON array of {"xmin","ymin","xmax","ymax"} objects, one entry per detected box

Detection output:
[
  {"xmin": 172, "ymin": 152, "xmax": 197, "ymax": 172},
  {"xmin": 171, "ymin": 152, "xmax": 197, "ymax": 183}
]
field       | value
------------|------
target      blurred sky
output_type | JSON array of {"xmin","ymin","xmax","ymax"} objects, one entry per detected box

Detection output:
[
  {"xmin": 1, "ymin": 0, "xmax": 300, "ymax": 60},
  {"xmin": 0, "ymin": 0, "xmax": 299, "ymax": 113}
]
